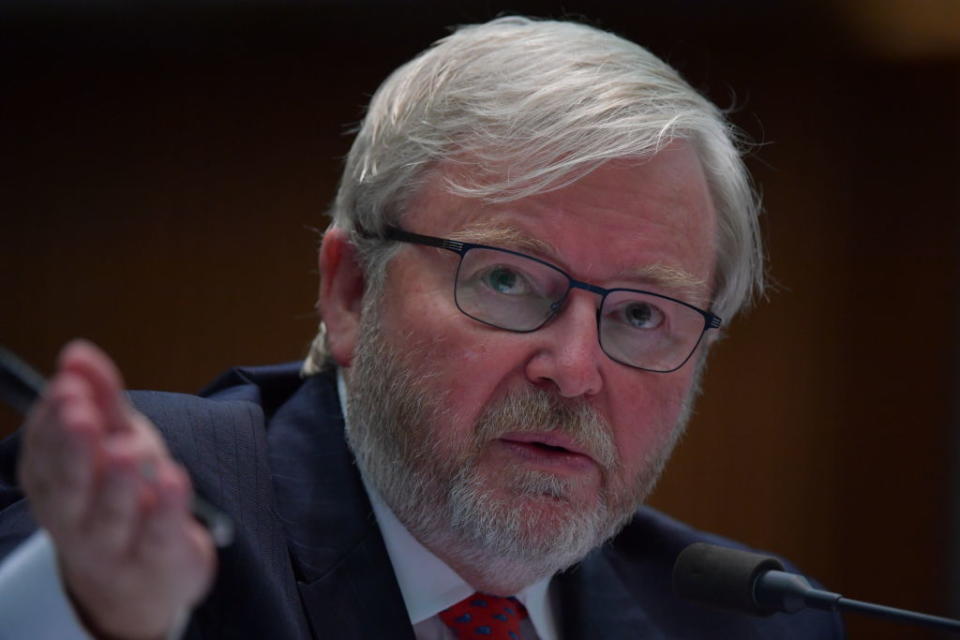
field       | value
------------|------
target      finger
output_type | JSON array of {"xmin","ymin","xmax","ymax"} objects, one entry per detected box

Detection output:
[
  {"xmin": 47, "ymin": 383, "xmax": 102, "ymax": 521},
  {"xmin": 46, "ymin": 375, "xmax": 103, "ymax": 481},
  {"xmin": 23, "ymin": 371, "xmax": 93, "ymax": 451},
  {"xmin": 135, "ymin": 464, "xmax": 215, "ymax": 599},
  {"xmin": 20, "ymin": 374, "xmax": 102, "ymax": 530},
  {"xmin": 78, "ymin": 449, "xmax": 147, "ymax": 561},
  {"xmin": 124, "ymin": 410, "xmax": 172, "ymax": 459},
  {"xmin": 58, "ymin": 339, "xmax": 132, "ymax": 434},
  {"xmin": 140, "ymin": 463, "xmax": 191, "ymax": 539}
]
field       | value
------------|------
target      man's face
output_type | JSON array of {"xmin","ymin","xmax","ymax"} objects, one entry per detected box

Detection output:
[{"xmin": 344, "ymin": 142, "xmax": 717, "ymax": 589}]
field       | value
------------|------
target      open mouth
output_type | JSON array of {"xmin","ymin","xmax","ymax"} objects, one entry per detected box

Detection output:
[
  {"xmin": 498, "ymin": 431, "xmax": 588, "ymax": 456},
  {"xmin": 496, "ymin": 433, "xmax": 595, "ymax": 473}
]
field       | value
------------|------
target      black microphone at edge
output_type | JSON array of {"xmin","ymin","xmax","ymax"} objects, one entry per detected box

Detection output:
[{"xmin": 673, "ymin": 542, "xmax": 960, "ymax": 634}]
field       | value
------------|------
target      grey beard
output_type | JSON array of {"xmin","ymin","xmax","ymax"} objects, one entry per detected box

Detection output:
[{"xmin": 344, "ymin": 314, "xmax": 692, "ymax": 590}]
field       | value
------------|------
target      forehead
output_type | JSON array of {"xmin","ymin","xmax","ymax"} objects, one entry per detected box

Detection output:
[{"xmin": 401, "ymin": 143, "xmax": 718, "ymax": 300}]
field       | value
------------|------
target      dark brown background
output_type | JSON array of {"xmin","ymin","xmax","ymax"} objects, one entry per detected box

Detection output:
[{"xmin": 1, "ymin": 1, "xmax": 958, "ymax": 637}]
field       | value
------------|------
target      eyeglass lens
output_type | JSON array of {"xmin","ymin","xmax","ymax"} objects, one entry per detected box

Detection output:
[{"xmin": 454, "ymin": 247, "xmax": 706, "ymax": 372}]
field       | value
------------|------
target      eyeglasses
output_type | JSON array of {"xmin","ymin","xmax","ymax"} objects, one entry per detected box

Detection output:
[{"xmin": 378, "ymin": 226, "xmax": 721, "ymax": 373}]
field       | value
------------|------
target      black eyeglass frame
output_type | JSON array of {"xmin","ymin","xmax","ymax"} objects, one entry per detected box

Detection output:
[{"xmin": 373, "ymin": 225, "xmax": 722, "ymax": 373}]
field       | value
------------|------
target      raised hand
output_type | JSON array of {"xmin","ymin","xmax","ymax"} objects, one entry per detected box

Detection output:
[{"xmin": 17, "ymin": 340, "xmax": 215, "ymax": 640}]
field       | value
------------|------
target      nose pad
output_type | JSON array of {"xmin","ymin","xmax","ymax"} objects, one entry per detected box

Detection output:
[{"xmin": 524, "ymin": 293, "xmax": 604, "ymax": 398}]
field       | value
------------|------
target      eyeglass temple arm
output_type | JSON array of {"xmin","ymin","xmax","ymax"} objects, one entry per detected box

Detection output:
[{"xmin": 382, "ymin": 226, "xmax": 467, "ymax": 254}]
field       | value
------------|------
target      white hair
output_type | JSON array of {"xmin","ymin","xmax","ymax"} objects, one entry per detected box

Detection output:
[{"xmin": 304, "ymin": 16, "xmax": 763, "ymax": 373}]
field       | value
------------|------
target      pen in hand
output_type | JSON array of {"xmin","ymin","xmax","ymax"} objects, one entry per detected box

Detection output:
[{"xmin": 0, "ymin": 345, "xmax": 234, "ymax": 547}]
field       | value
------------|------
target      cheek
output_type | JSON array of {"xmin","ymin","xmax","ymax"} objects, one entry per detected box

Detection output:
[
  {"xmin": 425, "ymin": 337, "xmax": 515, "ymax": 427},
  {"xmin": 610, "ymin": 374, "xmax": 692, "ymax": 472},
  {"xmin": 382, "ymin": 300, "xmax": 512, "ymax": 429},
  {"xmin": 379, "ymin": 252, "xmax": 512, "ymax": 378}
]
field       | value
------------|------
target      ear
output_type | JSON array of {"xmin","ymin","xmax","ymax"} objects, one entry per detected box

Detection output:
[{"xmin": 318, "ymin": 228, "xmax": 365, "ymax": 367}]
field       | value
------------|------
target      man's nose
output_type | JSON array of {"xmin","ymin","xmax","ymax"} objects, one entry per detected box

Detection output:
[{"xmin": 523, "ymin": 292, "xmax": 605, "ymax": 398}]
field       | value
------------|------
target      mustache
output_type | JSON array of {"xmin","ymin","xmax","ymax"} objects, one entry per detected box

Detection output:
[{"xmin": 473, "ymin": 387, "xmax": 618, "ymax": 470}]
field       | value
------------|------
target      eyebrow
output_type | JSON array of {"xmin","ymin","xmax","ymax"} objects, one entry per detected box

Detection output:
[
  {"xmin": 447, "ymin": 222, "xmax": 557, "ymax": 256},
  {"xmin": 618, "ymin": 264, "xmax": 707, "ymax": 300},
  {"xmin": 448, "ymin": 220, "xmax": 708, "ymax": 295}
]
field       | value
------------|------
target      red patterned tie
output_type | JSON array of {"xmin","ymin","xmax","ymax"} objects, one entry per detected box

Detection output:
[{"xmin": 438, "ymin": 593, "xmax": 528, "ymax": 639}]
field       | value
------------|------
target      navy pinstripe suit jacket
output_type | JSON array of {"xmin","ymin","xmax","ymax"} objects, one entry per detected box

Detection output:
[{"xmin": 0, "ymin": 363, "xmax": 843, "ymax": 639}]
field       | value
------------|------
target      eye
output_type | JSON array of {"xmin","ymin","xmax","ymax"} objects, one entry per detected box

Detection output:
[
  {"xmin": 619, "ymin": 301, "xmax": 666, "ymax": 330},
  {"xmin": 481, "ymin": 265, "xmax": 533, "ymax": 296}
]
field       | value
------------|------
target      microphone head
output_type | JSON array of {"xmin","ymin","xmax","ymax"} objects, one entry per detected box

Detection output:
[{"xmin": 673, "ymin": 542, "xmax": 784, "ymax": 616}]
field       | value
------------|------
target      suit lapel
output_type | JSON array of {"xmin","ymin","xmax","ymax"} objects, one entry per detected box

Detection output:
[
  {"xmin": 266, "ymin": 371, "xmax": 415, "ymax": 640},
  {"xmin": 296, "ymin": 530, "xmax": 415, "ymax": 640},
  {"xmin": 555, "ymin": 548, "xmax": 665, "ymax": 640}
]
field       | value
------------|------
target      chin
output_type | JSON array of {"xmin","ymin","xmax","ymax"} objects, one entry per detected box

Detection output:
[
  {"xmin": 434, "ymin": 485, "xmax": 618, "ymax": 594},
  {"xmin": 448, "ymin": 470, "xmax": 612, "ymax": 560}
]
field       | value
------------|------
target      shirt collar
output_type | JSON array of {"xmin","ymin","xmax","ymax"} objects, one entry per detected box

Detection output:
[{"xmin": 337, "ymin": 372, "xmax": 558, "ymax": 640}]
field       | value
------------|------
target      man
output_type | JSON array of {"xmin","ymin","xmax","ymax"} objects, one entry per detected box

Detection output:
[{"xmin": 0, "ymin": 16, "xmax": 842, "ymax": 639}]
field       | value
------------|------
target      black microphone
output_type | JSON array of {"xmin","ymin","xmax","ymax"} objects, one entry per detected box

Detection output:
[{"xmin": 673, "ymin": 542, "xmax": 960, "ymax": 634}]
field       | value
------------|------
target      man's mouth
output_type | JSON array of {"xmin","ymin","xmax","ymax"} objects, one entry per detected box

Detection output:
[{"xmin": 495, "ymin": 431, "xmax": 597, "ymax": 473}]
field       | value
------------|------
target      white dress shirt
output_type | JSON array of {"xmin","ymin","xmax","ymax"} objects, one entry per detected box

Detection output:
[
  {"xmin": 364, "ymin": 480, "xmax": 558, "ymax": 640},
  {"xmin": 0, "ymin": 530, "xmax": 91, "ymax": 640}
]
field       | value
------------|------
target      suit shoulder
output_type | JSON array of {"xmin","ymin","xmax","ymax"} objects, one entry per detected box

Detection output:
[
  {"xmin": 612, "ymin": 506, "xmax": 753, "ymax": 560},
  {"xmin": 129, "ymin": 389, "xmax": 265, "ymax": 434},
  {"xmin": 126, "ymin": 390, "xmax": 269, "ymax": 491},
  {"xmin": 610, "ymin": 507, "xmax": 822, "ymax": 578},
  {"xmin": 126, "ymin": 360, "xmax": 312, "ymax": 444}
]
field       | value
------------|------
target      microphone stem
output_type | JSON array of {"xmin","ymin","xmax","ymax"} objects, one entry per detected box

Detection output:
[{"xmin": 836, "ymin": 597, "xmax": 960, "ymax": 633}]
